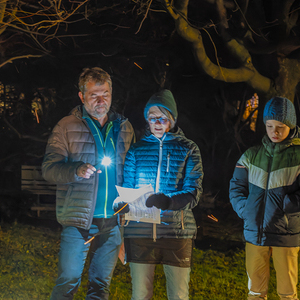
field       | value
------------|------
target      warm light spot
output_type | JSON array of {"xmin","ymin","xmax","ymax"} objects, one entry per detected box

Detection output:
[{"xmin": 134, "ymin": 62, "xmax": 143, "ymax": 69}]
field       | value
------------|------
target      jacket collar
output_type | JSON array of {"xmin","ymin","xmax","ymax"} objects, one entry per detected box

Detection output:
[
  {"xmin": 262, "ymin": 126, "xmax": 300, "ymax": 155},
  {"xmin": 70, "ymin": 105, "xmax": 127, "ymax": 125},
  {"xmin": 143, "ymin": 125, "xmax": 185, "ymax": 142}
]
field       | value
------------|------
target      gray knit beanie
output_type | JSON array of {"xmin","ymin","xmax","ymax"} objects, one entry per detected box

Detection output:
[
  {"xmin": 263, "ymin": 96, "xmax": 297, "ymax": 129},
  {"xmin": 144, "ymin": 89, "xmax": 178, "ymax": 122}
]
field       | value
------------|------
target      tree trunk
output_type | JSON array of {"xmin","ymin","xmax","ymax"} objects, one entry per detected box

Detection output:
[{"xmin": 273, "ymin": 57, "xmax": 300, "ymax": 101}]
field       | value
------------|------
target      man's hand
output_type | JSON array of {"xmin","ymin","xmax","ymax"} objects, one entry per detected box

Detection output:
[
  {"xmin": 77, "ymin": 163, "xmax": 102, "ymax": 179},
  {"xmin": 146, "ymin": 193, "xmax": 171, "ymax": 210}
]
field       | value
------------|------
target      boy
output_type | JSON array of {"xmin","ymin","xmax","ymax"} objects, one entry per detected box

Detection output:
[{"xmin": 230, "ymin": 96, "xmax": 300, "ymax": 300}]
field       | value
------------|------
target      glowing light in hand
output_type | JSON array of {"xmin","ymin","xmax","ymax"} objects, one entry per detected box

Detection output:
[{"xmin": 101, "ymin": 156, "xmax": 112, "ymax": 166}]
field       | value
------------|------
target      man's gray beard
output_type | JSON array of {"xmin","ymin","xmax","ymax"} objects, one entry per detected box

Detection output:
[{"xmin": 85, "ymin": 105, "xmax": 108, "ymax": 119}]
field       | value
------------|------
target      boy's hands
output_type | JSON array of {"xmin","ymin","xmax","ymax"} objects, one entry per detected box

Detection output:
[{"xmin": 146, "ymin": 193, "xmax": 171, "ymax": 210}]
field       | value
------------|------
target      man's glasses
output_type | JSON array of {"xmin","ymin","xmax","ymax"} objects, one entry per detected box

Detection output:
[{"xmin": 148, "ymin": 117, "xmax": 169, "ymax": 125}]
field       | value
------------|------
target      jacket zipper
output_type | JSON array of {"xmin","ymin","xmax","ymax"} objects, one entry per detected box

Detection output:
[
  {"xmin": 110, "ymin": 137, "xmax": 115, "ymax": 151},
  {"xmin": 89, "ymin": 120, "xmax": 113, "ymax": 218},
  {"xmin": 153, "ymin": 135, "xmax": 166, "ymax": 242},
  {"xmin": 155, "ymin": 139, "xmax": 164, "ymax": 192},
  {"xmin": 103, "ymin": 123, "xmax": 113, "ymax": 218},
  {"xmin": 258, "ymin": 152, "xmax": 273, "ymax": 244},
  {"xmin": 167, "ymin": 153, "xmax": 170, "ymax": 173}
]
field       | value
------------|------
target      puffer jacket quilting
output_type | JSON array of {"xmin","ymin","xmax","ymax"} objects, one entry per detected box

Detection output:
[
  {"xmin": 123, "ymin": 127, "xmax": 203, "ymax": 239},
  {"xmin": 42, "ymin": 105, "xmax": 135, "ymax": 230},
  {"xmin": 230, "ymin": 127, "xmax": 300, "ymax": 247}
]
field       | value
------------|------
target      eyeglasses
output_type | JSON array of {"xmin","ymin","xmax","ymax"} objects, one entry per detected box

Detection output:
[{"xmin": 148, "ymin": 117, "xmax": 169, "ymax": 125}]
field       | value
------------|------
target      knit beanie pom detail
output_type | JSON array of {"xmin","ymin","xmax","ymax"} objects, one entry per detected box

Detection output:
[{"xmin": 263, "ymin": 96, "xmax": 296, "ymax": 129}]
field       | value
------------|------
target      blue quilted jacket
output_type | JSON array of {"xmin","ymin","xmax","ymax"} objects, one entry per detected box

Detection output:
[
  {"xmin": 230, "ymin": 127, "xmax": 300, "ymax": 247},
  {"xmin": 123, "ymin": 127, "xmax": 203, "ymax": 240}
]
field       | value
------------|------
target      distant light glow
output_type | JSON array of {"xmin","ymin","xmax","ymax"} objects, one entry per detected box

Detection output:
[{"xmin": 101, "ymin": 156, "xmax": 112, "ymax": 166}]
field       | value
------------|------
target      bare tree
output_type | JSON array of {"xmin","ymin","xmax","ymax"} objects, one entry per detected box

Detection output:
[
  {"xmin": 161, "ymin": 0, "xmax": 300, "ymax": 102},
  {"xmin": 0, "ymin": 0, "xmax": 92, "ymax": 67}
]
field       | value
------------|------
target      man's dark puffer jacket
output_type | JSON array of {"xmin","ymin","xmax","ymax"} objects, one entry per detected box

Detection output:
[{"xmin": 42, "ymin": 106, "xmax": 135, "ymax": 230}]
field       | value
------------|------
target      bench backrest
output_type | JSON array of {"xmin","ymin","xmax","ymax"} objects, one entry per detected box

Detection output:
[{"xmin": 21, "ymin": 165, "xmax": 56, "ymax": 195}]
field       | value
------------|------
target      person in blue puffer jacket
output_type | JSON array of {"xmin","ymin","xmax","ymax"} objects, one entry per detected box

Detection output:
[{"xmin": 114, "ymin": 89, "xmax": 203, "ymax": 300}]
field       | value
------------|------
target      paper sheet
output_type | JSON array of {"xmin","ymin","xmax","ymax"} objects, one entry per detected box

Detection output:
[{"xmin": 114, "ymin": 184, "xmax": 161, "ymax": 224}]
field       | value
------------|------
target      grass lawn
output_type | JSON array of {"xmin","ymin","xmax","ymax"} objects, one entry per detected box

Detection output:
[{"xmin": 0, "ymin": 222, "xmax": 285, "ymax": 300}]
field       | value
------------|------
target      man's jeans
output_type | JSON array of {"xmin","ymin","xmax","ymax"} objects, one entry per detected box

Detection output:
[
  {"xmin": 129, "ymin": 262, "xmax": 191, "ymax": 300},
  {"xmin": 50, "ymin": 219, "xmax": 122, "ymax": 300}
]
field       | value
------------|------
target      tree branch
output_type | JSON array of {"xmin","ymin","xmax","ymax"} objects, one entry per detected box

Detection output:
[
  {"xmin": 0, "ymin": 54, "xmax": 43, "ymax": 69},
  {"xmin": 281, "ymin": 0, "xmax": 298, "ymax": 37},
  {"xmin": 164, "ymin": 0, "xmax": 272, "ymax": 94},
  {"xmin": 135, "ymin": 0, "xmax": 153, "ymax": 34},
  {"xmin": 0, "ymin": 0, "xmax": 7, "ymax": 35},
  {"xmin": 3, "ymin": 117, "xmax": 47, "ymax": 143}
]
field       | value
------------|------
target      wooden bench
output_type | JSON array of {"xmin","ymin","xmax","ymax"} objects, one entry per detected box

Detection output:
[{"xmin": 21, "ymin": 165, "xmax": 56, "ymax": 217}]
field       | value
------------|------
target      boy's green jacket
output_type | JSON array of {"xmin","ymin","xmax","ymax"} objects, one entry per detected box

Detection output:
[{"xmin": 230, "ymin": 127, "xmax": 300, "ymax": 246}]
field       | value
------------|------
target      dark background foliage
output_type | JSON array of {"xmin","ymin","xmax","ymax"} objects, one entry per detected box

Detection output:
[{"xmin": 1, "ymin": 0, "xmax": 300, "ymax": 221}]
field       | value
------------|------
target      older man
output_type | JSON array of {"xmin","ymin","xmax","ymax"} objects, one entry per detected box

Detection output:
[{"xmin": 42, "ymin": 67, "xmax": 135, "ymax": 299}]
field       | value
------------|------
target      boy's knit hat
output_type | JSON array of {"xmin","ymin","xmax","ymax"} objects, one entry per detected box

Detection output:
[
  {"xmin": 263, "ymin": 96, "xmax": 297, "ymax": 129},
  {"xmin": 144, "ymin": 89, "xmax": 178, "ymax": 122}
]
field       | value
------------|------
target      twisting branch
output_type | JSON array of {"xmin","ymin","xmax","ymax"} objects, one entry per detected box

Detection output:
[
  {"xmin": 0, "ymin": 0, "xmax": 90, "ymax": 51},
  {"xmin": 164, "ymin": 0, "xmax": 271, "ymax": 94},
  {"xmin": 281, "ymin": 0, "xmax": 297, "ymax": 37},
  {"xmin": 135, "ymin": 0, "xmax": 153, "ymax": 34},
  {"xmin": 0, "ymin": 54, "xmax": 43, "ymax": 68},
  {"xmin": 3, "ymin": 116, "xmax": 47, "ymax": 143},
  {"xmin": 216, "ymin": 0, "xmax": 229, "ymax": 29}
]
